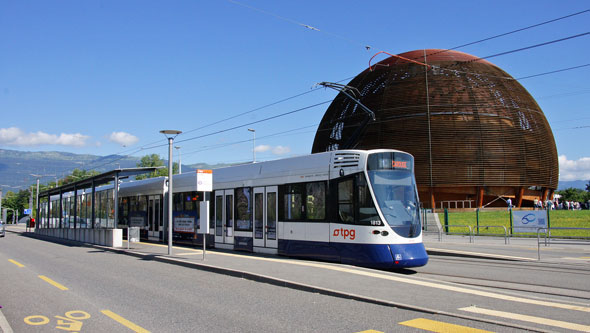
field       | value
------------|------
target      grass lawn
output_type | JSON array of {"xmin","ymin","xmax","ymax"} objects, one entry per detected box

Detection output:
[{"xmin": 437, "ymin": 209, "xmax": 590, "ymax": 238}]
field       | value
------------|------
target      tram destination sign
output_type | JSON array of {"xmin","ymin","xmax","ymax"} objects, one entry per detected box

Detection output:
[{"xmin": 196, "ymin": 169, "xmax": 213, "ymax": 192}]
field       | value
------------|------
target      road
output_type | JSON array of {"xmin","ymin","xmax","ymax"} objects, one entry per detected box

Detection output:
[{"xmin": 1, "ymin": 227, "xmax": 589, "ymax": 332}]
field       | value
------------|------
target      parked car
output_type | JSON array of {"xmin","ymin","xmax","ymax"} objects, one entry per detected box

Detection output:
[{"xmin": 0, "ymin": 220, "xmax": 5, "ymax": 237}]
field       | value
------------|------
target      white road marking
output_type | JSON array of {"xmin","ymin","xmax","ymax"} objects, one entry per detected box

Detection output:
[
  {"xmin": 460, "ymin": 305, "xmax": 590, "ymax": 332},
  {"xmin": 427, "ymin": 247, "xmax": 535, "ymax": 261},
  {"xmin": 0, "ymin": 308, "xmax": 14, "ymax": 333}
]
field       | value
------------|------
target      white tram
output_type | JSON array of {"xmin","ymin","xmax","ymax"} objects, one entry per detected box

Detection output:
[
  {"xmin": 39, "ymin": 149, "xmax": 428, "ymax": 269},
  {"xmin": 173, "ymin": 149, "xmax": 428, "ymax": 269}
]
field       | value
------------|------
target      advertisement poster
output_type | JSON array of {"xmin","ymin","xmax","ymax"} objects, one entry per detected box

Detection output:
[
  {"xmin": 512, "ymin": 211, "xmax": 547, "ymax": 233},
  {"xmin": 174, "ymin": 217, "xmax": 195, "ymax": 233}
]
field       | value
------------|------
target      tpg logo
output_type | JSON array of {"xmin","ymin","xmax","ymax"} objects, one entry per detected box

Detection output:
[
  {"xmin": 521, "ymin": 213, "xmax": 537, "ymax": 225},
  {"xmin": 333, "ymin": 228, "xmax": 356, "ymax": 240}
]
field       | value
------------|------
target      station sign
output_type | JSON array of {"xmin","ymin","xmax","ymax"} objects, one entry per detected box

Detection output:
[
  {"xmin": 24, "ymin": 209, "xmax": 32, "ymax": 215},
  {"xmin": 196, "ymin": 169, "xmax": 213, "ymax": 192}
]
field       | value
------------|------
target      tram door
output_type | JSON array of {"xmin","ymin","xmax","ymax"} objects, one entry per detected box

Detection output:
[
  {"xmin": 148, "ymin": 195, "xmax": 162, "ymax": 241},
  {"xmin": 253, "ymin": 186, "xmax": 278, "ymax": 249},
  {"xmin": 214, "ymin": 190, "xmax": 234, "ymax": 245}
]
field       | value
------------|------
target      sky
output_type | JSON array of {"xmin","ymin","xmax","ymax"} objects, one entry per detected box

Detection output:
[{"xmin": 1, "ymin": 0, "xmax": 589, "ymax": 183}]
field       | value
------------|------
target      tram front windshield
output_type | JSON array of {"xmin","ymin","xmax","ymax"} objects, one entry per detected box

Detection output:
[{"xmin": 367, "ymin": 152, "xmax": 421, "ymax": 238}]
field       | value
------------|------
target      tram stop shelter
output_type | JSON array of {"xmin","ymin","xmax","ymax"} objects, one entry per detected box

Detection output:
[{"xmin": 36, "ymin": 167, "xmax": 161, "ymax": 246}]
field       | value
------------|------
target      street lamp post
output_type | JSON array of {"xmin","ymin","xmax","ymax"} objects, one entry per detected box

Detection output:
[
  {"xmin": 175, "ymin": 146, "xmax": 182, "ymax": 174},
  {"xmin": 160, "ymin": 130, "xmax": 182, "ymax": 255},
  {"xmin": 248, "ymin": 128, "xmax": 256, "ymax": 163}
]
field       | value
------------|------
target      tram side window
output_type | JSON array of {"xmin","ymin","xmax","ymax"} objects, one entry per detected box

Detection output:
[
  {"xmin": 357, "ymin": 174, "xmax": 381, "ymax": 226},
  {"xmin": 280, "ymin": 181, "xmax": 326, "ymax": 221},
  {"xmin": 283, "ymin": 184, "xmax": 303, "ymax": 220},
  {"xmin": 173, "ymin": 193, "xmax": 183, "ymax": 212},
  {"xmin": 185, "ymin": 192, "xmax": 199, "ymax": 212},
  {"xmin": 235, "ymin": 187, "xmax": 252, "ymax": 231},
  {"xmin": 338, "ymin": 179, "xmax": 354, "ymax": 223},
  {"xmin": 337, "ymin": 174, "xmax": 381, "ymax": 225},
  {"xmin": 306, "ymin": 182, "xmax": 326, "ymax": 220}
]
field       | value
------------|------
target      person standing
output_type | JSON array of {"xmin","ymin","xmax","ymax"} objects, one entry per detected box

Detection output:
[{"xmin": 507, "ymin": 198, "xmax": 512, "ymax": 211}]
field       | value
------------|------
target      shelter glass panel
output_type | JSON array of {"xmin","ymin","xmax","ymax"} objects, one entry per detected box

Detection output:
[{"xmin": 107, "ymin": 189, "xmax": 114, "ymax": 228}]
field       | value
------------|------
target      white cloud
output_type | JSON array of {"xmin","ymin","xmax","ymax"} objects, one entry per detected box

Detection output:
[
  {"xmin": 558, "ymin": 155, "xmax": 590, "ymax": 181},
  {"xmin": 254, "ymin": 145, "xmax": 271, "ymax": 153},
  {"xmin": 109, "ymin": 131, "xmax": 139, "ymax": 146},
  {"xmin": 272, "ymin": 146, "xmax": 291, "ymax": 155},
  {"xmin": 0, "ymin": 127, "xmax": 89, "ymax": 147},
  {"xmin": 252, "ymin": 145, "xmax": 291, "ymax": 155}
]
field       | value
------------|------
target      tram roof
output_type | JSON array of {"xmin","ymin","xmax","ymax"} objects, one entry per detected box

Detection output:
[{"xmin": 39, "ymin": 167, "xmax": 161, "ymax": 197}]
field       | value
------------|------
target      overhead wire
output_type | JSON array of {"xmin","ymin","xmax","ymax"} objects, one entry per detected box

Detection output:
[
  {"xmin": 461, "ymin": 32, "xmax": 589, "ymax": 64},
  {"xmin": 227, "ymin": 0, "xmax": 372, "ymax": 50},
  {"xmin": 424, "ymin": 9, "xmax": 590, "ymax": 58},
  {"xmin": 175, "ymin": 100, "xmax": 332, "ymax": 144},
  {"xmin": 182, "ymin": 123, "xmax": 319, "ymax": 156},
  {"xmin": 43, "ymin": 7, "xmax": 590, "ymax": 182}
]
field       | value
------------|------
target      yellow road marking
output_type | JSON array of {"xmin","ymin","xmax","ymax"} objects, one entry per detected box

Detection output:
[
  {"xmin": 563, "ymin": 257, "xmax": 590, "ymax": 261},
  {"xmin": 8, "ymin": 259, "xmax": 25, "ymax": 268},
  {"xmin": 38, "ymin": 275, "xmax": 68, "ymax": 291},
  {"xmin": 101, "ymin": 310, "xmax": 150, "ymax": 333},
  {"xmin": 24, "ymin": 315, "xmax": 50, "ymax": 326},
  {"xmin": 400, "ymin": 318, "xmax": 493, "ymax": 333},
  {"xmin": 356, "ymin": 330, "xmax": 383, "ymax": 333},
  {"xmin": 136, "ymin": 242, "xmax": 590, "ymax": 313},
  {"xmin": 460, "ymin": 306, "xmax": 590, "ymax": 332}
]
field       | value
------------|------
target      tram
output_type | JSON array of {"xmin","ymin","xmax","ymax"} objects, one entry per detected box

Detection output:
[
  {"xmin": 170, "ymin": 149, "xmax": 428, "ymax": 269},
  {"xmin": 39, "ymin": 149, "xmax": 428, "ymax": 269}
]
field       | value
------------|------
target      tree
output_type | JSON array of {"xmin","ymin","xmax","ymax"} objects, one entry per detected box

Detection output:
[
  {"xmin": 586, "ymin": 180, "xmax": 590, "ymax": 192},
  {"xmin": 2, "ymin": 189, "xmax": 30, "ymax": 223},
  {"xmin": 135, "ymin": 154, "xmax": 177, "ymax": 180},
  {"xmin": 61, "ymin": 168, "xmax": 100, "ymax": 185},
  {"xmin": 556, "ymin": 187, "xmax": 586, "ymax": 202}
]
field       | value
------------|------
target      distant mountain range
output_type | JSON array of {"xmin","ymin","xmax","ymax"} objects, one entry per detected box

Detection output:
[
  {"xmin": 0, "ymin": 149, "xmax": 227, "ymax": 191},
  {"xmin": 558, "ymin": 180, "xmax": 588, "ymax": 191}
]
